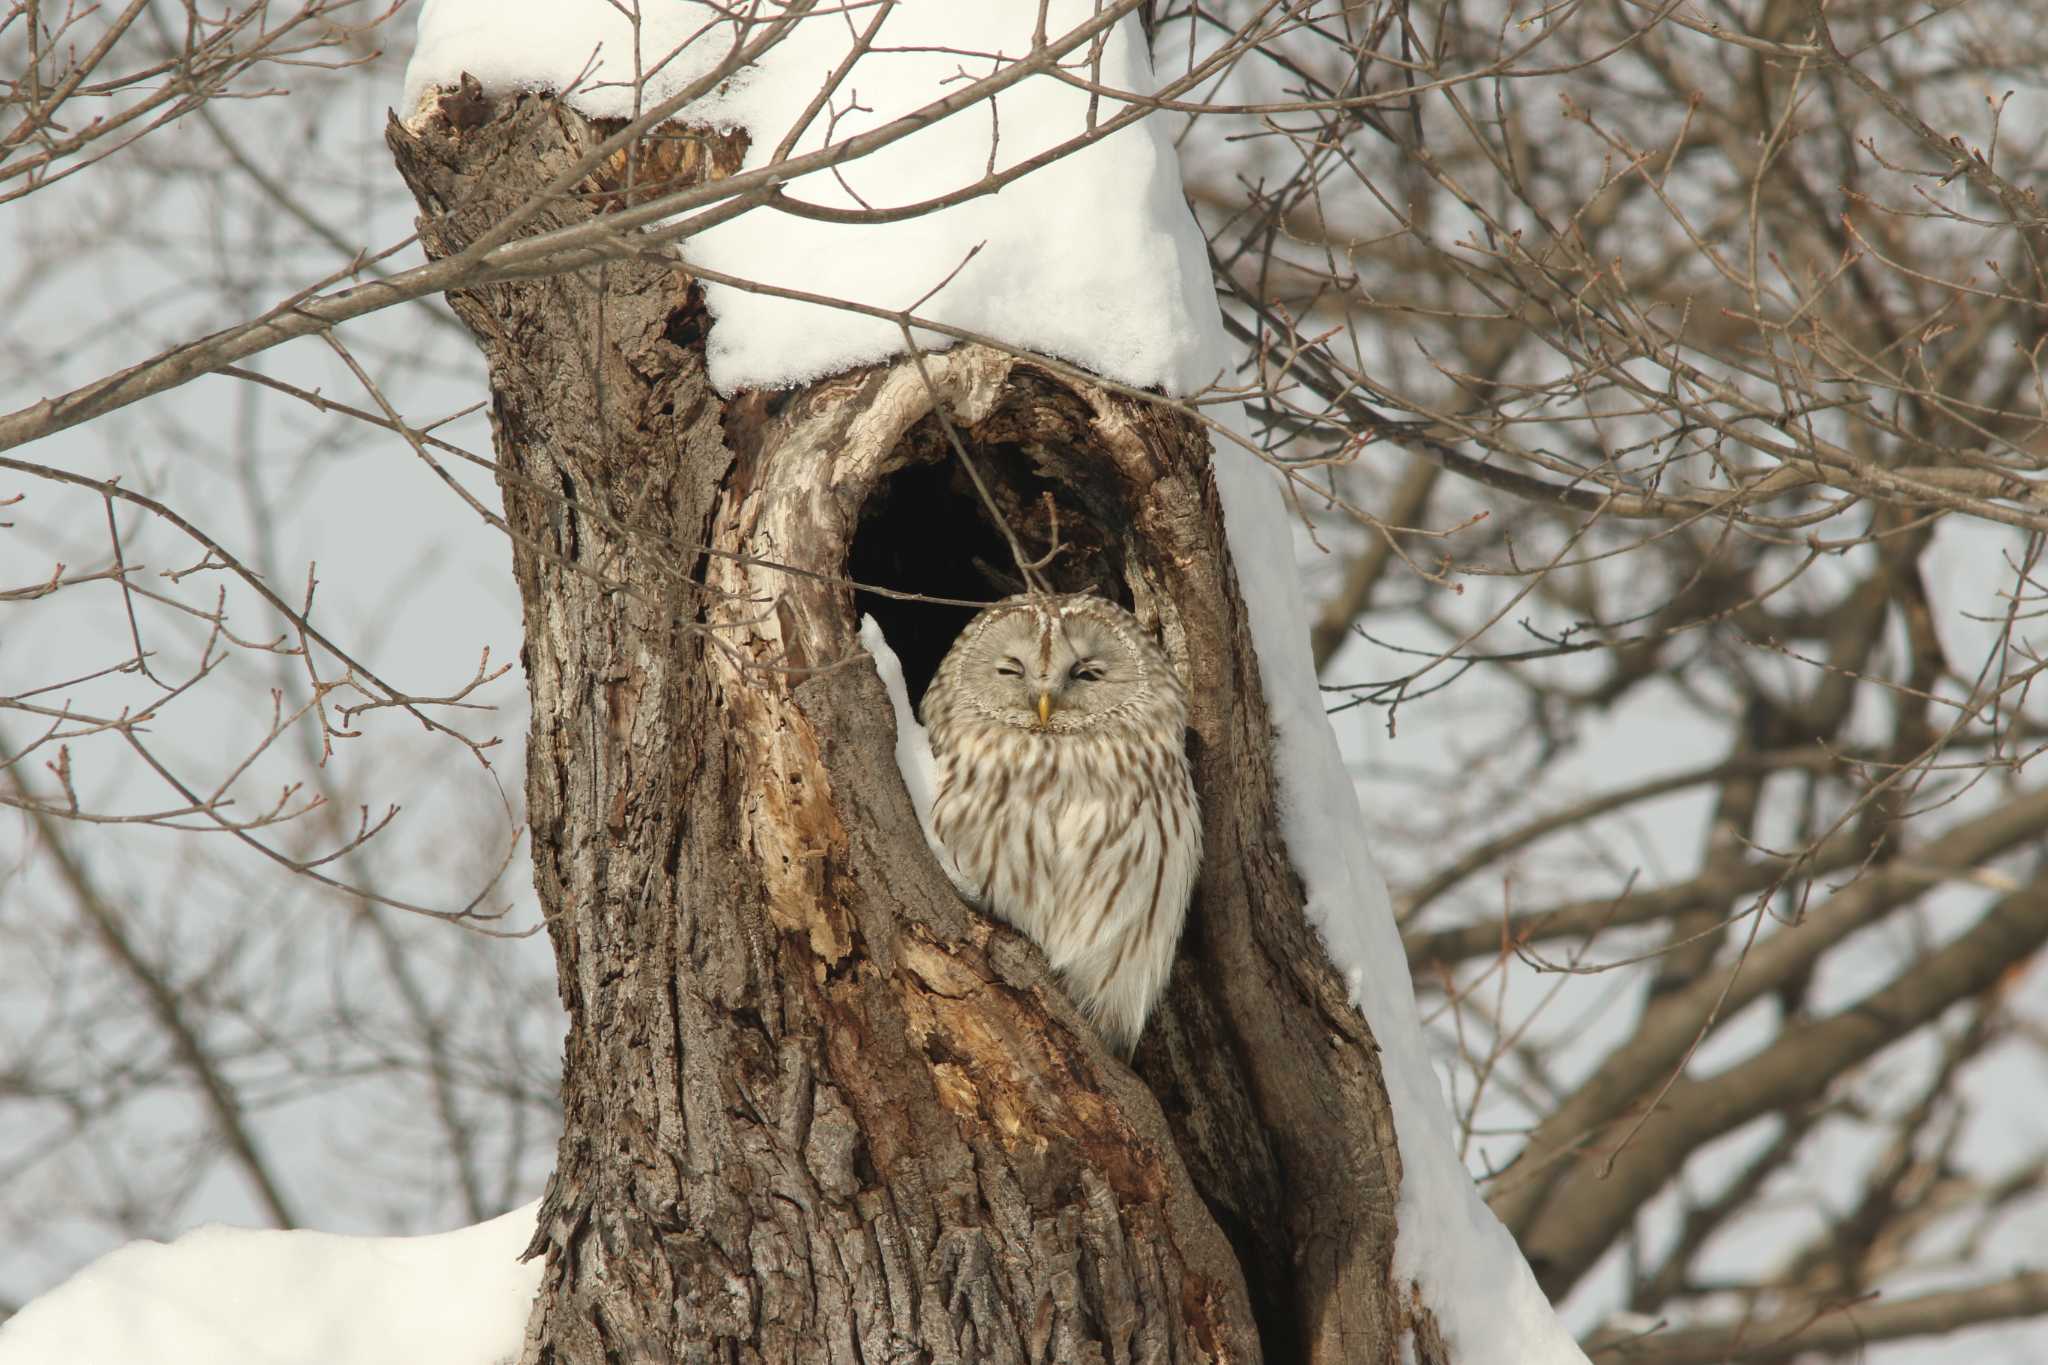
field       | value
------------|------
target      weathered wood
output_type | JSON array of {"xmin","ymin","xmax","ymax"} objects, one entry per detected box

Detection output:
[{"xmin": 389, "ymin": 87, "xmax": 1438, "ymax": 1365}]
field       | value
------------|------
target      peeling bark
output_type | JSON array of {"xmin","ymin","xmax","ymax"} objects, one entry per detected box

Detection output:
[{"xmin": 390, "ymin": 89, "xmax": 1438, "ymax": 1365}]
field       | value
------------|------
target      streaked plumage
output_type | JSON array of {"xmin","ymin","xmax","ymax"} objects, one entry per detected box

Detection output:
[{"xmin": 920, "ymin": 594, "xmax": 1201, "ymax": 1053}]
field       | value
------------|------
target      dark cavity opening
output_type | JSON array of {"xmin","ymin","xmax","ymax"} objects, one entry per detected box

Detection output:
[{"xmin": 849, "ymin": 424, "xmax": 1131, "ymax": 710}]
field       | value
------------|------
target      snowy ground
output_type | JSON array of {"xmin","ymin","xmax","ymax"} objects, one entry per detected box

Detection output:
[{"xmin": 0, "ymin": 1204, "xmax": 539, "ymax": 1365}]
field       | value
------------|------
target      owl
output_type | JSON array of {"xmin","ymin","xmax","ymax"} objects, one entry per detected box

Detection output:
[{"xmin": 919, "ymin": 593, "xmax": 1202, "ymax": 1054}]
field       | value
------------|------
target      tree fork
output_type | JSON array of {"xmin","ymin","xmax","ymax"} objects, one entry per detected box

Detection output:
[{"xmin": 389, "ymin": 87, "xmax": 1435, "ymax": 1365}]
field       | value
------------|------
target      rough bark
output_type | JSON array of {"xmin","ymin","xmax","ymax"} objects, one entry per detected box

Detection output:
[{"xmin": 389, "ymin": 88, "xmax": 1436, "ymax": 1365}]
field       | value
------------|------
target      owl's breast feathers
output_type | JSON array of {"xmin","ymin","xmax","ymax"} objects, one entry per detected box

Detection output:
[
  {"xmin": 925, "ymin": 719, "xmax": 1200, "ymax": 1053},
  {"xmin": 919, "ymin": 595, "xmax": 1201, "ymax": 1052}
]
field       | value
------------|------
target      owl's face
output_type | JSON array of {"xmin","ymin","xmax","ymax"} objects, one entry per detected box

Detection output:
[{"xmin": 937, "ymin": 596, "xmax": 1170, "ymax": 736}]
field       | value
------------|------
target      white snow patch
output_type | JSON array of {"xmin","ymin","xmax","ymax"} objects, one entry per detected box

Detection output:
[
  {"xmin": 861, "ymin": 613, "xmax": 938, "ymax": 827},
  {"xmin": 403, "ymin": 0, "xmax": 730, "ymax": 120},
  {"xmin": 861, "ymin": 614, "xmax": 979, "ymax": 903},
  {"xmin": 0, "ymin": 1202, "xmax": 540, "ymax": 1365},
  {"xmin": 403, "ymin": 1, "xmax": 1224, "ymax": 397}
]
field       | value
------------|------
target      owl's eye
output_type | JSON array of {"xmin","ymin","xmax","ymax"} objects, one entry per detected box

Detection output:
[
  {"xmin": 1069, "ymin": 662, "xmax": 1106, "ymax": 683},
  {"xmin": 996, "ymin": 657, "xmax": 1025, "ymax": 677}
]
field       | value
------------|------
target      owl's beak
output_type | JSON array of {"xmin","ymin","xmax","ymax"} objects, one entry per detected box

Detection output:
[{"xmin": 1036, "ymin": 692, "xmax": 1054, "ymax": 726}]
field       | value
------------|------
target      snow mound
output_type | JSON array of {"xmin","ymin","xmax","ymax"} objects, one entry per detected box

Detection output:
[
  {"xmin": 0, "ymin": 1203, "xmax": 540, "ymax": 1365},
  {"xmin": 403, "ymin": 0, "xmax": 1224, "ymax": 397},
  {"xmin": 403, "ymin": 0, "xmax": 729, "ymax": 121}
]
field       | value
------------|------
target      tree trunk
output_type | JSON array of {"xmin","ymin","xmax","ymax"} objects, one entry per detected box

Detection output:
[{"xmin": 390, "ymin": 87, "xmax": 1439, "ymax": 1365}]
